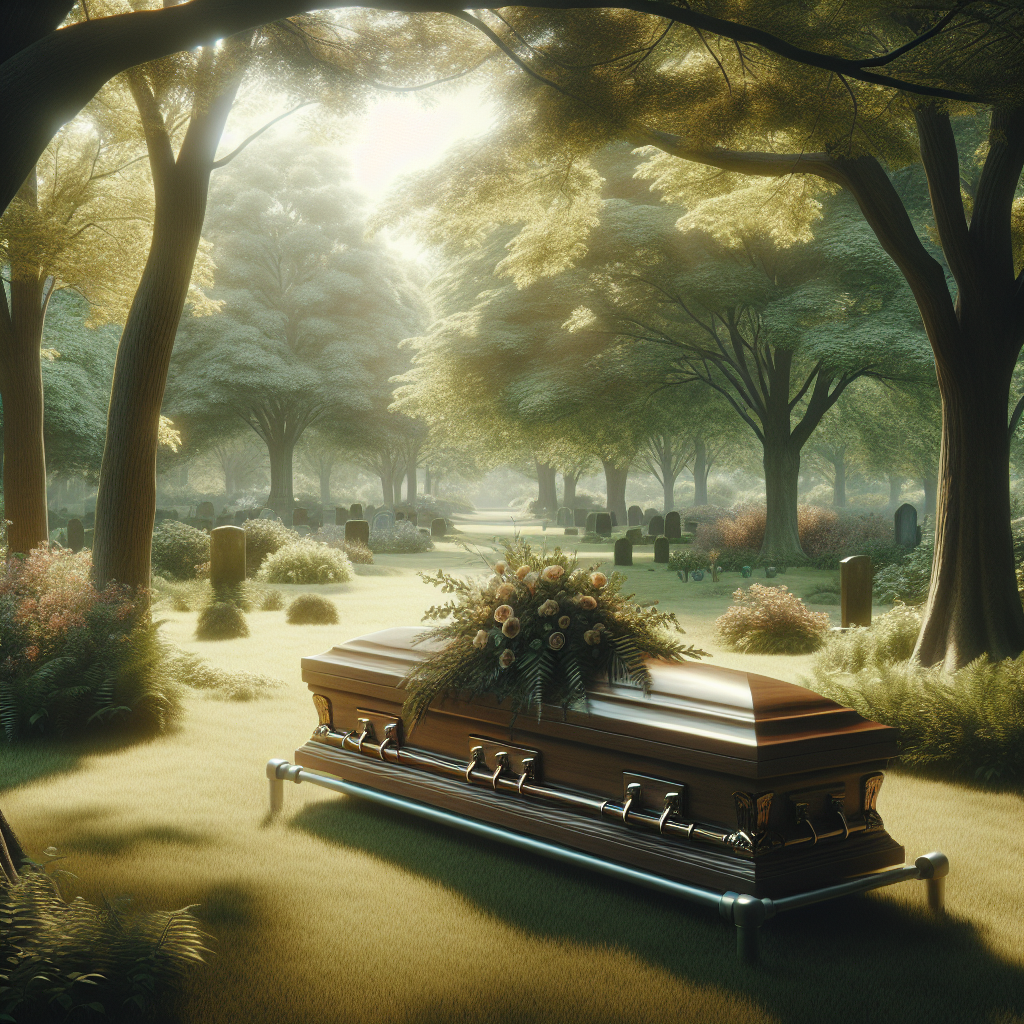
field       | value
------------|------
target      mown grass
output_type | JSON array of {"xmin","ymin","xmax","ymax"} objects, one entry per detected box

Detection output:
[{"xmin": 3, "ymin": 535, "xmax": 1021, "ymax": 1024}]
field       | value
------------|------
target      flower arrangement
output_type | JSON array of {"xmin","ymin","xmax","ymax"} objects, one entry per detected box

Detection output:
[{"xmin": 402, "ymin": 539, "xmax": 706, "ymax": 723}]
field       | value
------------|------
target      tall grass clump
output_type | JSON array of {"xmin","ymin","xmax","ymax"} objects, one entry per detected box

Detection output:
[
  {"xmin": 318, "ymin": 525, "xmax": 374, "ymax": 564},
  {"xmin": 167, "ymin": 650, "xmax": 281, "ymax": 701},
  {"xmin": 368, "ymin": 520, "xmax": 433, "ymax": 554},
  {"xmin": 194, "ymin": 600, "xmax": 249, "ymax": 641},
  {"xmin": 286, "ymin": 593, "xmax": 339, "ymax": 625},
  {"xmin": 0, "ymin": 857, "xmax": 210, "ymax": 1024},
  {"xmin": 258, "ymin": 540, "xmax": 352, "ymax": 584},
  {"xmin": 150, "ymin": 521, "xmax": 210, "ymax": 581},
  {"xmin": 808, "ymin": 606, "xmax": 1023, "ymax": 781},
  {"xmin": 0, "ymin": 547, "xmax": 181, "ymax": 742},
  {"xmin": 716, "ymin": 584, "xmax": 831, "ymax": 654},
  {"xmin": 241, "ymin": 518, "xmax": 298, "ymax": 577}
]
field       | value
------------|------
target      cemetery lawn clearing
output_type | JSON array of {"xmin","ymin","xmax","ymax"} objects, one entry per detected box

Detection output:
[{"xmin": 4, "ymin": 542, "xmax": 1020, "ymax": 1024}]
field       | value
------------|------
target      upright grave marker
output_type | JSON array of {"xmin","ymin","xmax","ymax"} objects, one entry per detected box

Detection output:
[
  {"xmin": 894, "ymin": 503, "xmax": 919, "ymax": 548},
  {"xmin": 648, "ymin": 515, "xmax": 665, "ymax": 538},
  {"xmin": 350, "ymin": 503, "xmax": 363, "ymax": 520},
  {"xmin": 346, "ymin": 519, "xmax": 370, "ymax": 546},
  {"xmin": 595, "ymin": 513, "xmax": 612, "ymax": 537},
  {"xmin": 840, "ymin": 555, "xmax": 872, "ymax": 628},
  {"xmin": 664, "ymin": 511, "xmax": 681, "ymax": 539},
  {"xmin": 431, "ymin": 518, "xmax": 447, "ymax": 538},
  {"xmin": 67, "ymin": 518, "xmax": 84, "ymax": 553},
  {"xmin": 585, "ymin": 512, "xmax": 598, "ymax": 534},
  {"xmin": 210, "ymin": 526, "xmax": 246, "ymax": 591},
  {"xmin": 293, "ymin": 507, "xmax": 308, "ymax": 528},
  {"xmin": 614, "ymin": 538, "xmax": 633, "ymax": 566},
  {"xmin": 654, "ymin": 537, "xmax": 670, "ymax": 563},
  {"xmin": 573, "ymin": 508, "xmax": 588, "ymax": 528},
  {"xmin": 627, "ymin": 505, "xmax": 643, "ymax": 527}
]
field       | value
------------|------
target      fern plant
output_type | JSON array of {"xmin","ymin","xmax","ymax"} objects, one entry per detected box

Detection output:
[{"xmin": 403, "ymin": 538, "xmax": 706, "ymax": 723}]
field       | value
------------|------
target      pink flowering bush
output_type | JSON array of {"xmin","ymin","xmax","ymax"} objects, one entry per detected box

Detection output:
[
  {"xmin": 0, "ymin": 546, "xmax": 180, "ymax": 741},
  {"xmin": 716, "ymin": 584, "xmax": 832, "ymax": 654}
]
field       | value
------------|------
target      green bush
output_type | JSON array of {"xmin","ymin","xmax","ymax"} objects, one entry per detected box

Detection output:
[
  {"xmin": 367, "ymin": 521, "xmax": 433, "ymax": 554},
  {"xmin": 667, "ymin": 548, "xmax": 712, "ymax": 573},
  {"xmin": 260, "ymin": 588, "xmax": 285, "ymax": 611},
  {"xmin": 0, "ymin": 858, "xmax": 210, "ymax": 1024},
  {"xmin": 286, "ymin": 593, "xmax": 339, "ymax": 625},
  {"xmin": 168, "ymin": 651, "xmax": 280, "ymax": 701},
  {"xmin": 813, "ymin": 604, "xmax": 923, "ymax": 674},
  {"xmin": 194, "ymin": 600, "xmax": 249, "ymax": 641},
  {"xmin": 241, "ymin": 518, "xmax": 298, "ymax": 577},
  {"xmin": 258, "ymin": 540, "xmax": 352, "ymax": 584},
  {"xmin": 0, "ymin": 547, "xmax": 181, "ymax": 742},
  {"xmin": 874, "ymin": 539, "xmax": 933, "ymax": 603},
  {"xmin": 716, "ymin": 584, "xmax": 831, "ymax": 654},
  {"xmin": 151, "ymin": 521, "xmax": 210, "ymax": 581},
  {"xmin": 342, "ymin": 540, "xmax": 374, "ymax": 564}
]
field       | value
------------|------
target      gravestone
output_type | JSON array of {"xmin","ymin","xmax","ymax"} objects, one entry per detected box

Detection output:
[
  {"xmin": 626, "ymin": 528, "xmax": 642, "ymax": 544},
  {"xmin": 345, "ymin": 519, "xmax": 370, "ymax": 546},
  {"xmin": 574, "ymin": 508, "xmax": 589, "ymax": 528},
  {"xmin": 691, "ymin": 569, "xmax": 704, "ymax": 581},
  {"xmin": 364, "ymin": 505, "xmax": 376, "ymax": 520},
  {"xmin": 350, "ymin": 503, "xmax": 363, "ymax": 520},
  {"xmin": 585, "ymin": 512, "xmax": 598, "ymax": 534},
  {"xmin": 335, "ymin": 507, "xmax": 349, "ymax": 526},
  {"xmin": 894, "ymin": 503, "xmax": 919, "ymax": 548},
  {"xmin": 197, "ymin": 501, "xmax": 215, "ymax": 520},
  {"xmin": 653, "ymin": 536, "xmax": 670, "ymax": 563},
  {"xmin": 279, "ymin": 510, "xmax": 292, "ymax": 527},
  {"xmin": 556, "ymin": 507, "xmax": 572, "ymax": 527},
  {"xmin": 564, "ymin": 527, "xmax": 578, "ymax": 536},
  {"xmin": 259, "ymin": 508, "xmax": 276, "ymax": 519},
  {"xmin": 431, "ymin": 518, "xmax": 447, "ymax": 538},
  {"xmin": 234, "ymin": 510, "xmax": 249, "ymax": 525},
  {"xmin": 295, "ymin": 525, "xmax": 310, "ymax": 537},
  {"xmin": 395, "ymin": 511, "xmax": 405, "ymax": 521},
  {"xmin": 664, "ymin": 511, "xmax": 681, "ymax": 540},
  {"xmin": 840, "ymin": 555, "xmax": 872, "ymax": 628},
  {"xmin": 643, "ymin": 508, "xmax": 657, "ymax": 526},
  {"xmin": 741, "ymin": 566, "xmax": 752, "ymax": 578},
  {"xmin": 614, "ymin": 538, "xmax": 633, "ymax": 566},
  {"xmin": 372, "ymin": 510, "xmax": 395, "ymax": 532},
  {"xmin": 648, "ymin": 515, "xmax": 665, "ymax": 538},
  {"xmin": 684, "ymin": 519, "xmax": 699, "ymax": 535},
  {"xmin": 67, "ymin": 518, "xmax": 85, "ymax": 553},
  {"xmin": 627, "ymin": 505, "xmax": 643, "ymax": 527},
  {"xmin": 609, "ymin": 511, "xmax": 618, "ymax": 528},
  {"xmin": 595, "ymin": 512, "xmax": 612, "ymax": 537},
  {"xmin": 198, "ymin": 519, "xmax": 213, "ymax": 533},
  {"xmin": 210, "ymin": 526, "xmax": 246, "ymax": 591},
  {"xmin": 216, "ymin": 514, "xmax": 233, "ymax": 527},
  {"xmin": 293, "ymin": 507, "xmax": 309, "ymax": 528}
]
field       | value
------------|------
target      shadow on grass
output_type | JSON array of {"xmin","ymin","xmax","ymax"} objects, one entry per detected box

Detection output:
[
  {"xmin": 291, "ymin": 798, "xmax": 1023, "ymax": 1024},
  {"xmin": 61, "ymin": 823, "xmax": 216, "ymax": 857},
  {"xmin": 0, "ymin": 732, "xmax": 153, "ymax": 794}
]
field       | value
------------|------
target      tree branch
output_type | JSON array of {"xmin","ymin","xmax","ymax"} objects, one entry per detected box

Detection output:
[{"xmin": 211, "ymin": 100, "xmax": 316, "ymax": 169}]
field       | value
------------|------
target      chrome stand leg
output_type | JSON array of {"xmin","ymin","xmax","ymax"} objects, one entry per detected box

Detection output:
[
  {"xmin": 266, "ymin": 759, "xmax": 301, "ymax": 815},
  {"xmin": 720, "ymin": 892, "xmax": 773, "ymax": 965},
  {"xmin": 926, "ymin": 876, "xmax": 945, "ymax": 915},
  {"xmin": 736, "ymin": 922, "xmax": 760, "ymax": 964},
  {"xmin": 269, "ymin": 776, "xmax": 284, "ymax": 814},
  {"xmin": 915, "ymin": 853, "xmax": 949, "ymax": 916}
]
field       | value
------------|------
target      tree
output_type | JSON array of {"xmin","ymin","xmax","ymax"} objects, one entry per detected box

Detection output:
[
  {"xmin": 166, "ymin": 141, "xmax": 423, "ymax": 514},
  {"xmin": 806, "ymin": 395, "xmax": 863, "ymax": 508}
]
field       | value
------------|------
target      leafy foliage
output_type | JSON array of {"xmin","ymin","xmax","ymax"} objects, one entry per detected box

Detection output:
[
  {"xmin": 285, "ymin": 594, "xmax": 339, "ymax": 626},
  {"xmin": 716, "ymin": 584, "xmax": 831, "ymax": 654},
  {"xmin": 241, "ymin": 519, "xmax": 298, "ymax": 577},
  {"xmin": 403, "ymin": 538, "xmax": 705, "ymax": 723},
  {"xmin": 368, "ymin": 521, "xmax": 433, "ymax": 554},
  {"xmin": 257, "ymin": 541, "xmax": 352, "ymax": 585},
  {"xmin": 0, "ymin": 547, "xmax": 180, "ymax": 742},
  {"xmin": 0, "ymin": 857, "xmax": 209, "ymax": 1024},
  {"xmin": 166, "ymin": 650, "xmax": 280, "ymax": 702},
  {"xmin": 150, "ymin": 521, "xmax": 211, "ymax": 582},
  {"xmin": 194, "ymin": 601, "xmax": 249, "ymax": 641},
  {"xmin": 874, "ymin": 537, "xmax": 934, "ymax": 603}
]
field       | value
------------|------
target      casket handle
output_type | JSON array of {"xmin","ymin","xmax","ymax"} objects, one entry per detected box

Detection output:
[
  {"xmin": 492, "ymin": 752, "xmax": 511, "ymax": 790},
  {"xmin": 794, "ymin": 802, "xmax": 817, "ymax": 845},
  {"xmin": 830, "ymin": 795, "xmax": 850, "ymax": 841},
  {"xmin": 622, "ymin": 783, "xmax": 642, "ymax": 824}
]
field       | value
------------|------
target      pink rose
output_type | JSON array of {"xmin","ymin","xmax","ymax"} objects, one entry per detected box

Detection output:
[
  {"xmin": 502, "ymin": 616, "xmax": 521, "ymax": 638},
  {"xmin": 538, "ymin": 599, "xmax": 559, "ymax": 617},
  {"xmin": 541, "ymin": 565, "xmax": 564, "ymax": 582},
  {"xmin": 494, "ymin": 604, "xmax": 514, "ymax": 623},
  {"xmin": 494, "ymin": 561, "xmax": 507, "ymax": 575},
  {"xmin": 499, "ymin": 649, "xmax": 516, "ymax": 669},
  {"xmin": 548, "ymin": 631, "xmax": 565, "ymax": 650},
  {"xmin": 579, "ymin": 596, "xmax": 597, "ymax": 610},
  {"xmin": 558, "ymin": 615, "xmax": 571, "ymax": 629},
  {"xmin": 473, "ymin": 629, "xmax": 489, "ymax": 649},
  {"xmin": 590, "ymin": 572, "xmax": 607, "ymax": 589},
  {"xmin": 516, "ymin": 565, "xmax": 531, "ymax": 580}
]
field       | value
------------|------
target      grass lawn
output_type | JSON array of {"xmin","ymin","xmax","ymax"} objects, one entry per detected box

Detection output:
[{"xmin": 3, "ymin": 530, "xmax": 1022, "ymax": 1024}]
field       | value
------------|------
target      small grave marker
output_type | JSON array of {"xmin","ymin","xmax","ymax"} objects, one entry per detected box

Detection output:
[
  {"xmin": 345, "ymin": 519, "xmax": 370, "ymax": 546},
  {"xmin": 350, "ymin": 503, "xmax": 363, "ymax": 520},
  {"xmin": 614, "ymin": 537, "xmax": 633, "ymax": 566},
  {"xmin": 840, "ymin": 555, "xmax": 872, "ymax": 628},
  {"xmin": 595, "ymin": 512, "xmax": 612, "ymax": 537},
  {"xmin": 654, "ymin": 536, "xmax": 670, "ymax": 563},
  {"xmin": 210, "ymin": 526, "xmax": 246, "ymax": 591},
  {"xmin": 894, "ymin": 503, "xmax": 919, "ymax": 548},
  {"xmin": 67, "ymin": 518, "xmax": 85, "ymax": 553},
  {"xmin": 664, "ymin": 511, "xmax": 681, "ymax": 539},
  {"xmin": 431, "ymin": 518, "xmax": 447, "ymax": 538},
  {"xmin": 627, "ymin": 505, "xmax": 643, "ymax": 527},
  {"xmin": 648, "ymin": 515, "xmax": 665, "ymax": 537},
  {"xmin": 573, "ymin": 508, "xmax": 588, "ymax": 528}
]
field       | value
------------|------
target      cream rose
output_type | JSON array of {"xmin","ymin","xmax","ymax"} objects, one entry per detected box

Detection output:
[
  {"xmin": 538, "ymin": 599, "xmax": 559, "ymax": 617},
  {"xmin": 494, "ymin": 604, "xmax": 514, "ymax": 623},
  {"xmin": 541, "ymin": 564, "xmax": 564, "ymax": 582},
  {"xmin": 495, "ymin": 583, "xmax": 515, "ymax": 602},
  {"xmin": 499, "ymin": 649, "xmax": 516, "ymax": 669},
  {"xmin": 583, "ymin": 630, "xmax": 601, "ymax": 646},
  {"xmin": 548, "ymin": 631, "xmax": 565, "ymax": 650},
  {"xmin": 501, "ymin": 616, "xmax": 521, "ymax": 638},
  {"xmin": 558, "ymin": 615, "xmax": 571, "ymax": 629},
  {"xmin": 516, "ymin": 565, "xmax": 531, "ymax": 580},
  {"xmin": 473, "ymin": 629, "xmax": 489, "ymax": 649},
  {"xmin": 590, "ymin": 572, "xmax": 608, "ymax": 589},
  {"xmin": 494, "ymin": 561, "xmax": 508, "ymax": 575},
  {"xmin": 579, "ymin": 595, "xmax": 597, "ymax": 610}
]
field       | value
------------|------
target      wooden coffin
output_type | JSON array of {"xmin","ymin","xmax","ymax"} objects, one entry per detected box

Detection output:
[{"xmin": 296, "ymin": 627, "xmax": 905, "ymax": 898}]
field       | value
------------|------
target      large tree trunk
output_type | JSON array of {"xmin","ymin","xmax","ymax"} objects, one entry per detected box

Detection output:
[
  {"xmin": 692, "ymin": 437, "xmax": 709, "ymax": 506},
  {"xmin": 888, "ymin": 474, "xmax": 903, "ymax": 506},
  {"xmin": 265, "ymin": 438, "xmax": 295, "ymax": 514},
  {"xmin": 406, "ymin": 464, "xmax": 417, "ymax": 504},
  {"xmin": 602, "ymin": 459, "xmax": 628, "ymax": 526},
  {"xmin": 424, "ymin": 466, "xmax": 431, "ymax": 495},
  {"xmin": 921, "ymin": 474, "xmax": 937, "ymax": 518},
  {"xmin": 379, "ymin": 471, "xmax": 394, "ymax": 507},
  {"xmin": 92, "ymin": 66, "xmax": 241, "ymax": 590},
  {"xmin": 561, "ymin": 470, "xmax": 578, "ymax": 508},
  {"xmin": 760, "ymin": 431, "xmax": 804, "ymax": 561},
  {"xmin": 535, "ymin": 460, "xmax": 557, "ymax": 514},
  {"xmin": 832, "ymin": 451, "xmax": 847, "ymax": 507},
  {"xmin": 319, "ymin": 460, "xmax": 332, "ymax": 508},
  {"xmin": 662, "ymin": 472, "xmax": 676, "ymax": 513}
]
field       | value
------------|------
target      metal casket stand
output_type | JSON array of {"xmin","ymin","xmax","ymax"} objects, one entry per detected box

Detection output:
[{"xmin": 266, "ymin": 758, "xmax": 949, "ymax": 964}]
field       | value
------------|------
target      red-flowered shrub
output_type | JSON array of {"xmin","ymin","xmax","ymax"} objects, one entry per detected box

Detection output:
[{"xmin": 716, "ymin": 584, "xmax": 831, "ymax": 654}]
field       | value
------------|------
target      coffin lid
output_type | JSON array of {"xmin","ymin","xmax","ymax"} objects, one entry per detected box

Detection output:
[{"xmin": 302, "ymin": 627, "xmax": 898, "ymax": 768}]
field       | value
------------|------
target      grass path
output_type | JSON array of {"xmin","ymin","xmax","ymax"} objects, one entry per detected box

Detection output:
[{"xmin": 3, "ymin": 537, "xmax": 1022, "ymax": 1024}]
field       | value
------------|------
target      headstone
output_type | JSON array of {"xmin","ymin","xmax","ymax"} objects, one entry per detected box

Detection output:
[
  {"xmin": 395, "ymin": 511, "xmax": 405, "ymax": 521},
  {"xmin": 345, "ymin": 519, "xmax": 370, "ymax": 546},
  {"xmin": 564, "ymin": 527, "xmax": 578, "ymax": 536},
  {"xmin": 308, "ymin": 512, "xmax": 321, "ymax": 531},
  {"xmin": 609, "ymin": 511, "xmax": 618, "ymax": 528},
  {"xmin": 67, "ymin": 518, "xmax": 84, "ymax": 553},
  {"xmin": 684, "ymin": 519, "xmax": 699, "ymax": 534},
  {"xmin": 627, "ymin": 505, "xmax": 643, "ymax": 527},
  {"xmin": 664, "ymin": 511, "xmax": 681, "ymax": 539},
  {"xmin": 295, "ymin": 525, "xmax": 310, "ymax": 537},
  {"xmin": 648, "ymin": 515, "xmax": 665, "ymax": 538},
  {"xmin": 279, "ymin": 510, "xmax": 292, "ymax": 527},
  {"xmin": 765, "ymin": 566, "xmax": 777, "ymax": 578},
  {"xmin": 573, "ymin": 508, "xmax": 589, "ymax": 528},
  {"xmin": 556, "ymin": 507, "xmax": 573, "ymax": 527},
  {"xmin": 595, "ymin": 512, "xmax": 612, "ymax": 537},
  {"xmin": 431, "ymin": 518, "xmax": 447, "ymax": 538},
  {"xmin": 335, "ymin": 507, "xmax": 349, "ymax": 526},
  {"xmin": 840, "ymin": 555, "xmax": 872, "ymax": 628},
  {"xmin": 691, "ymin": 569, "xmax": 704, "ymax": 581},
  {"xmin": 894, "ymin": 503, "xmax": 919, "ymax": 548},
  {"xmin": 626, "ymin": 528, "xmax": 642, "ymax": 544},
  {"xmin": 210, "ymin": 526, "xmax": 246, "ymax": 591},
  {"xmin": 585, "ymin": 512, "xmax": 598, "ymax": 534},
  {"xmin": 350, "ymin": 503, "xmax": 363, "ymax": 520},
  {"xmin": 197, "ymin": 501, "xmax": 215, "ymax": 520},
  {"xmin": 643, "ymin": 508, "xmax": 657, "ymax": 526},
  {"xmin": 293, "ymin": 507, "xmax": 309, "ymax": 528},
  {"xmin": 653, "ymin": 536, "xmax": 670, "ymax": 563},
  {"xmin": 234, "ymin": 510, "xmax": 249, "ymax": 525},
  {"xmin": 364, "ymin": 505, "xmax": 376, "ymax": 520},
  {"xmin": 614, "ymin": 538, "xmax": 633, "ymax": 566},
  {"xmin": 372, "ymin": 510, "xmax": 395, "ymax": 532},
  {"xmin": 198, "ymin": 519, "xmax": 213, "ymax": 533},
  {"xmin": 259, "ymin": 508, "xmax": 276, "ymax": 519},
  {"xmin": 741, "ymin": 566, "xmax": 752, "ymax": 578}
]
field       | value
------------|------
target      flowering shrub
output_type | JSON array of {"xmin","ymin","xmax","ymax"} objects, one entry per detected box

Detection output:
[
  {"xmin": 257, "ymin": 540, "xmax": 352, "ymax": 584},
  {"xmin": 151, "ymin": 520, "xmax": 210, "ymax": 581},
  {"xmin": 716, "ymin": 584, "xmax": 831, "ymax": 654},
  {"xmin": 404, "ymin": 538, "xmax": 706, "ymax": 722},
  {"xmin": 286, "ymin": 593, "xmax": 339, "ymax": 625},
  {"xmin": 368, "ymin": 520, "xmax": 433, "ymax": 554},
  {"xmin": 318, "ymin": 527, "xmax": 375, "ymax": 564},
  {"xmin": 242, "ymin": 518, "xmax": 298, "ymax": 576},
  {"xmin": 0, "ymin": 546, "xmax": 180, "ymax": 741}
]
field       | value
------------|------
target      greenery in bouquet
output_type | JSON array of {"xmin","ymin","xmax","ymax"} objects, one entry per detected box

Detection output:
[{"xmin": 403, "ymin": 539, "xmax": 706, "ymax": 723}]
